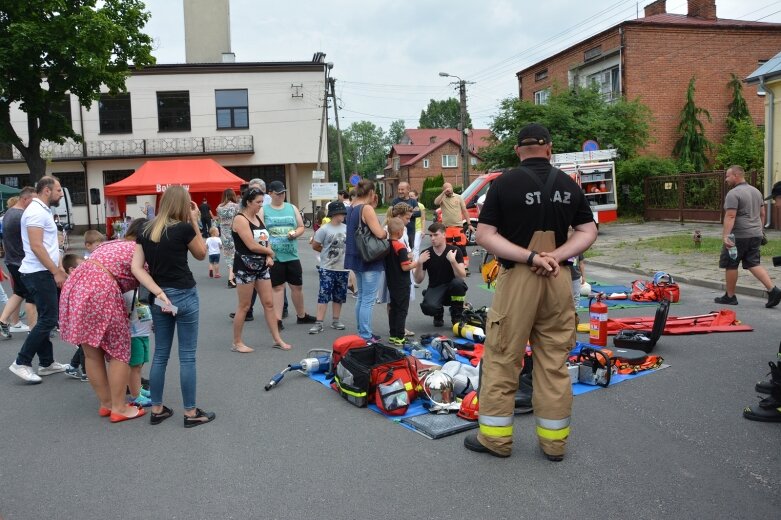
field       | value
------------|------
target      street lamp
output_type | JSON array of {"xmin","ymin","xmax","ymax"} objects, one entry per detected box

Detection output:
[{"xmin": 439, "ymin": 72, "xmax": 471, "ymax": 191}]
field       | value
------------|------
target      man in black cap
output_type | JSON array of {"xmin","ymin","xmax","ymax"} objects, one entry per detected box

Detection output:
[
  {"xmin": 715, "ymin": 166, "xmax": 781, "ymax": 308},
  {"xmin": 464, "ymin": 123, "xmax": 597, "ymax": 461},
  {"xmin": 259, "ymin": 181, "xmax": 316, "ymax": 328}
]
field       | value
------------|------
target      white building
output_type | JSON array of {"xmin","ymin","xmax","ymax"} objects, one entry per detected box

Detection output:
[{"xmin": 0, "ymin": 59, "xmax": 330, "ymax": 230}]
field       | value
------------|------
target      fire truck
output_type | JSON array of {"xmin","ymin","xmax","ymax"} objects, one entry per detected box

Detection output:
[{"xmin": 436, "ymin": 149, "xmax": 618, "ymax": 243}]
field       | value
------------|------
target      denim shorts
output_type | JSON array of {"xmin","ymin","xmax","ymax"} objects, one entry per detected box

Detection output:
[{"xmin": 209, "ymin": 254, "xmax": 220, "ymax": 264}]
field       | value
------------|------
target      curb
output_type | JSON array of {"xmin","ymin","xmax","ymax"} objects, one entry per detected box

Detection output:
[{"xmin": 587, "ymin": 259, "xmax": 769, "ymax": 299}]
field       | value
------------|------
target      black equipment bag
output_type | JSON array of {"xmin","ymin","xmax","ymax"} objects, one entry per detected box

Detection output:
[
  {"xmin": 332, "ymin": 343, "xmax": 407, "ymax": 408},
  {"xmin": 613, "ymin": 299, "xmax": 670, "ymax": 353}
]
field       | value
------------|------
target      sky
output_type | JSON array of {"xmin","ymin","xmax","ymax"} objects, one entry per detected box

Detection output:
[{"xmin": 142, "ymin": 0, "xmax": 781, "ymax": 132}]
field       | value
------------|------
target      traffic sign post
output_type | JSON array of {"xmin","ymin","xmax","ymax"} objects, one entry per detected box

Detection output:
[{"xmin": 349, "ymin": 174, "xmax": 361, "ymax": 187}]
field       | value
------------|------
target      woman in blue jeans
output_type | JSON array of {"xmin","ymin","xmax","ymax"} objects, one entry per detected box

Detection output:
[
  {"xmin": 344, "ymin": 179, "xmax": 387, "ymax": 340},
  {"xmin": 132, "ymin": 185, "xmax": 215, "ymax": 428}
]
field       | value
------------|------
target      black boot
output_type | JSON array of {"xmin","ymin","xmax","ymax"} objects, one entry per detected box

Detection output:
[
  {"xmin": 755, "ymin": 344, "xmax": 781, "ymax": 394},
  {"xmin": 514, "ymin": 372, "xmax": 533, "ymax": 415},
  {"xmin": 744, "ymin": 362, "xmax": 781, "ymax": 422}
]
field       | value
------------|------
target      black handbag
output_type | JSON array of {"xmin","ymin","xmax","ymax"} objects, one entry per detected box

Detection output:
[{"xmin": 354, "ymin": 205, "xmax": 389, "ymax": 262}]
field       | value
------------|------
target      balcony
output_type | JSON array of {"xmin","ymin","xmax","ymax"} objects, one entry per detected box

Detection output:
[{"xmin": 1, "ymin": 135, "xmax": 254, "ymax": 162}]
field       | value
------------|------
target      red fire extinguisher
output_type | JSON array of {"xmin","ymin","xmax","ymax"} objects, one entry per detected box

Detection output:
[{"xmin": 589, "ymin": 293, "xmax": 608, "ymax": 347}]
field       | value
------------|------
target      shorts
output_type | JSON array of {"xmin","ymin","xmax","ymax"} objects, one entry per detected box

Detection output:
[
  {"xmin": 129, "ymin": 336, "xmax": 150, "ymax": 367},
  {"xmin": 209, "ymin": 254, "xmax": 220, "ymax": 264},
  {"xmin": 270, "ymin": 259, "xmax": 303, "ymax": 287},
  {"xmin": 318, "ymin": 269, "xmax": 349, "ymax": 304},
  {"xmin": 235, "ymin": 264, "xmax": 271, "ymax": 285},
  {"xmin": 718, "ymin": 236, "xmax": 762, "ymax": 269},
  {"xmin": 7, "ymin": 263, "xmax": 33, "ymax": 303}
]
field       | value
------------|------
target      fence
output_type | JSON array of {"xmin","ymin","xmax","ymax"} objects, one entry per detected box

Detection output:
[{"xmin": 644, "ymin": 170, "xmax": 763, "ymax": 223}]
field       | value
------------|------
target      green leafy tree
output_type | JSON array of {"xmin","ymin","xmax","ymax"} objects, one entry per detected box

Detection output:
[
  {"xmin": 419, "ymin": 98, "xmax": 472, "ymax": 129},
  {"xmin": 715, "ymin": 118, "xmax": 764, "ymax": 172},
  {"xmin": 673, "ymin": 77, "xmax": 713, "ymax": 172},
  {"xmin": 0, "ymin": 0, "xmax": 155, "ymax": 182},
  {"xmin": 385, "ymin": 119, "xmax": 406, "ymax": 147},
  {"xmin": 344, "ymin": 121, "xmax": 386, "ymax": 179},
  {"xmin": 726, "ymin": 73, "xmax": 751, "ymax": 134},
  {"xmin": 479, "ymin": 85, "xmax": 651, "ymax": 169}
]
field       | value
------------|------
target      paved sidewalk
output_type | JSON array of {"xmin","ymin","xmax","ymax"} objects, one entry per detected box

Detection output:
[{"xmin": 588, "ymin": 221, "xmax": 781, "ymax": 299}]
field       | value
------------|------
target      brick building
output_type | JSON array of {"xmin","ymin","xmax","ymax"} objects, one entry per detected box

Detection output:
[
  {"xmin": 382, "ymin": 128, "xmax": 493, "ymax": 201},
  {"xmin": 516, "ymin": 0, "xmax": 781, "ymax": 158}
]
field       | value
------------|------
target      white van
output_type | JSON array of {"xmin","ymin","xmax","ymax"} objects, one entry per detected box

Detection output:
[{"xmin": 51, "ymin": 187, "xmax": 74, "ymax": 230}]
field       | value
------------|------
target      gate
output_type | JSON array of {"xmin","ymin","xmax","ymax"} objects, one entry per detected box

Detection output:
[{"xmin": 644, "ymin": 171, "xmax": 763, "ymax": 223}]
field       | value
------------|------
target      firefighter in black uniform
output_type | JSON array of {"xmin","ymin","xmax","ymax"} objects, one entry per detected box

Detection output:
[{"xmin": 464, "ymin": 123, "xmax": 597, "ymax": 460}]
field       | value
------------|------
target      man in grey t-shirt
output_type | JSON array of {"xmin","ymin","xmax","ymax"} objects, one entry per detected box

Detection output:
[
  {"xmin": 0, "ymin": 187, "xmax": 36, "ymax": 337},
  {"xmin": 715, "ymin": 165, "xmax": 781, "ymax": 308}
]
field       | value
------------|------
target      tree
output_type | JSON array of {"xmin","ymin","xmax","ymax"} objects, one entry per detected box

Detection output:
[
  {"xmin": 715, "ymin": 118, "xmax": 764, "ymax": 172},
  {"xmin": 478, "ymin": 85, "xmax": 652, "ymax": 169},
  {"xmin": 385, "ymin": 119, "xmax": 406, "ymax": 147},
  {"xmin": 418, "ymin": 98, "xmax": 471, "ymax": 129},
  {"xmin": 726, "ymin": 73, "xmax": 750, "ymax": 134},
  {"xmin": 344, "ymin": 121, "xmax": 386, "ymax": 179},
  {"xmin": 673, "ymin": 77, "xmax": 713, "ymax": 172},
  {"xmin": 0, "ymin": 1, "xmax": 155, "ymax": 182}
]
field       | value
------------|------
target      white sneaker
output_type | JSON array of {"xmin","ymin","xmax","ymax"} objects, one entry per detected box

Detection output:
[
  {"xmin": 37, "ymin": 361, "xmax": 67, "ymax": 376},
  {"xmin": 9, "ymin": 362, "xmax": 42, "ymax": 383},
  {"xmin": 10, "ymin": 322, "xmax": 30, "ymax": 333}
]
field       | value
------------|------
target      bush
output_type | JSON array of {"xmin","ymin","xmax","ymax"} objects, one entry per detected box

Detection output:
[
  {"xmin": 616, "ymin": 156, "xmax": 679, "ymax": 215},
  {"xmin": 420, "ymin": 174, "xmax": 445, "ymax": 208}
]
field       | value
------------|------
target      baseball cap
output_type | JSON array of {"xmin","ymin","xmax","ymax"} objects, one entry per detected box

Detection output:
[
  {"xmin": 267, "ymin": 180, "xmax": 286, "ymax": 193},
  {"xmin": 327, "ymin": 201, "xmax": 347, "ymax": 217},
  {"xmin": 517, "ymin": 123, "xmax": 552, "ymax": 147},
  {"xmin": 764, "ymin": 181, "xmax": 781, "ymax": 201}
]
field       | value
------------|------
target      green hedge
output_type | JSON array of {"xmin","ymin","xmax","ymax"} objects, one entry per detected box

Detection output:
[{"xmin": 616, "ymin": 156, "xmax": 679, "ymax": 216}]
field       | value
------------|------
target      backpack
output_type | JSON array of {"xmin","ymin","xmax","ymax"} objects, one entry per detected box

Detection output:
[{"xmin": 332, "ymin": 343, "xmax": 417, "ymax": 413}]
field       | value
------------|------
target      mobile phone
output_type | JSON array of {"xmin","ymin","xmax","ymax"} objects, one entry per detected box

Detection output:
[{"xmin": 154, "ymin": 297, "xmax": 178, "ymax": 315}]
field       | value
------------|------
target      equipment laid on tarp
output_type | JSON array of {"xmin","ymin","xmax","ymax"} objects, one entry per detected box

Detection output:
[
  {"xmin": 613, "ymin": 299, "xmax": 671, "ymax": 352},
  {"xmin": 605, "ymin": 309, "xmax": 752, "ymax": 335}
]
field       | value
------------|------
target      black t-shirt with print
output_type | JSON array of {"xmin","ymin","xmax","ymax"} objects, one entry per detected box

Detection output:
[
  {"xmin": 137, "ymin": 222, "xmax": 197, "ymax": 289},
  {"xmin": 422, "ymin": 244, "xmax": 463, "ymax": 288},
  {"xmin": 478, "ymin": 157, "xmax": 594, "ymax": 249},
  {"xmin": 385, "ymin": 239, "xmax": 411, "ymax": 291}
]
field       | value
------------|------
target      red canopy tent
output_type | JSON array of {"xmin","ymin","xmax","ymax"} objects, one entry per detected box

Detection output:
[{"xmin": 103, "ymin": 158, "xmax": 245, "ymax": 237}]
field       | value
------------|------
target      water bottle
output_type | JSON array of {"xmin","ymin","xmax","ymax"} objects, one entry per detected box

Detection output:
[{"xmin": 727, "ymin": 233, "xmax": 737, "ymax": 260}]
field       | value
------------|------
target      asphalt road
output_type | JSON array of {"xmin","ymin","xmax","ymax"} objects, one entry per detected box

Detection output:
[{"xmin": 1, "ymin": 238, "xmax": 779, "ymax": 520}]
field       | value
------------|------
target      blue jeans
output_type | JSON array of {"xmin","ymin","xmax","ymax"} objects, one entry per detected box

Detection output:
[
  {"xmin": 149, "ymin": 287, "xmax": 200, "ymax": 410},
  {"xmin": 16, "ymin": 271, "xmax": 58, "ymax": 367},
  {"xmin": 354, "ymin": 270, "xmax": 381, "ymax": 340}
]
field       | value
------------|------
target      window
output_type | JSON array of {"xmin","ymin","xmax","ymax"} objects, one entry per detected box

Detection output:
[
  {"xmin": 98, "ymin": 93, "xmax": 132, "ymax": 134},
  {"xmin": 56, "ymin": 171, "xmax": 87, "ymax": 206},
  {"xmin": 103, "ymin": 169, "xmax": 137, "ymax": 204},
  {"xmin": 52, "ymin": 95, "xmax": 73, "ymax": 132},
  {"xmin": 442, "ymin": 155, "xmax": 457, "ymax": 168},
  {"xmin": 422, "ymin": 158, "xmax": 430, "ymax": 169},
  {"xmin": 215, "ymin": 89, "xmax": 249, "ymax": 129},
  {"xmin": 534, "ymin": 88, "xmax": 551, "ymax": 105},
  {"xmin": 470, "ymin": 157, "xmax": 478, "ymax": 166},
  {"xmin": 157, "ymin": 91, "xmax": 191, "ymax": 132},
  {"xmin": 1, "ymin": 174, "xmax": 31, "ymax": 189},
  {"xmin": 534, "ymin": 69, "xmax": 548, "ymax": 82},
  {"xmin": 587, "ymin": 66, "xmax": 620, "ymax": 102},
  {"xmin": 584, "ymin": 46, "xmax": 602, "ymax": 62}
]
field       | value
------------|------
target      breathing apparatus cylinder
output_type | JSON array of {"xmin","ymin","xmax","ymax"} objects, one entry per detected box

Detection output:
[{"xmin": 453, "ymin": 322, "xmax": 486, "ymax": 343}]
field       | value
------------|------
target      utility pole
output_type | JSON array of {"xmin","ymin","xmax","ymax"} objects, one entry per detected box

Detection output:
[
  {"xmin": 329, "ymin": 77, "xmax": 347, "ymax": 189},
  {"xmin": 458, "ymin": 79, "xmax": 469, "ymax": 191},
  {"xmin": 316, "ymin": 62, "xmax": 333, "ymax": 172}
]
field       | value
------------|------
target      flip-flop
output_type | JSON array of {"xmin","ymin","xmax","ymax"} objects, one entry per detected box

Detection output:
[
  {"xmin": 231, "ymin": 344, "xmax": 254, "ymax": 353},
  {"xmin": 98, "ymin": 406, "xmax": 111, "ymax": 417},
  {"xmin": 272, "ymin": 343, "xmax": 292, "ymax": 351},
  {"xmin": 109, "ymin": 405, "xmax": 145, "ymax": 423}
]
